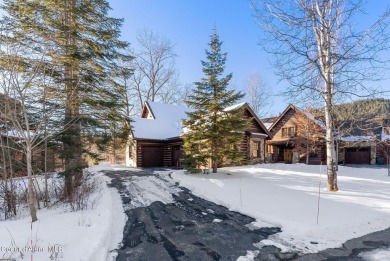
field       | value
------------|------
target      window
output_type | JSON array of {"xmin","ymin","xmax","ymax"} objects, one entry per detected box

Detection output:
[
  {"xmin": 252, "ymin": 141, "xmax": 261, "ymax": 157},
  {"xmin": 282, "ymin": 127, "xmax": 296, "ymax": 138}
]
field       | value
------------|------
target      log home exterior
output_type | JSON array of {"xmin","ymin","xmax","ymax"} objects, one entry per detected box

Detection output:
[
  {"xmin": 336, "ymin": 118, "xmax": 390, "ymax": 165},
  {"xmin": 266, "ymin": 104, "xmax": 326, "ymax": 164},
  {"xmin": 126, "ymin": 101, "xmax": 270, "ymax": 168},
  {"xmin": 239, "ymin": 104, "xmax": 271, "ymax": 164}
]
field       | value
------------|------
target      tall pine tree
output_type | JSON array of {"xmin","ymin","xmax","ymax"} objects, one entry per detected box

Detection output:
[
  {"xmin": 0, "ymin": 0, "xmax": 129, "ymax": 201},
  {"xmin": 183, "ymin": 29, "xmax": 247, "ymax": 173}
]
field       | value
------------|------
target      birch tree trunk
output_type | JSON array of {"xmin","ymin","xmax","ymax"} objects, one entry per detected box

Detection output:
[
  {"xmin": 26, "ymin": 144, "xmax": 38, "ymax": 222},
  {"xmin": 324, "ymin": 92, "xmax": 338, "ymax": 191},
  {"xmin": 312, "ymin": 0, "xmax": 338, "ymax": 191},
  {"xmin": 251, "ymin": 0, "xmax": 389, "ymax": 192},
  {"xmin": 0, "ymin": 137, "xmax": 9, "ymax": 218}
]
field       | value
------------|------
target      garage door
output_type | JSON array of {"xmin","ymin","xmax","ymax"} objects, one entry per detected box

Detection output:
[
  {"xmin": 142, "ymin": 146, "xmax": 164, "ymax": 167},
  {"xmin": 345, "ymin": 147, "xmax": 370, "ymax": 164}
]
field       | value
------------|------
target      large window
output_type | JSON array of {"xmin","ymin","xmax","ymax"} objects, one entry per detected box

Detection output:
[{"xmin": 282, "ymin": 127, "xmax": 296, "ymax": 138}]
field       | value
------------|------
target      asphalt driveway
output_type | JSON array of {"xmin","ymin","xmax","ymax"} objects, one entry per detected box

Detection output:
[
  {"xmin": 104, "ymin": 169, "xmax": 290, "ymax": 261},
  {"xmin": 104, "ymin": 168, "xmax": 390, "ymax": 261}
]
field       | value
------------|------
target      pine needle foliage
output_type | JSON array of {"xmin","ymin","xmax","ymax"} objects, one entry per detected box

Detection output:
[
  {"xmin": 182, "ymin": 29, "xmax": 248, "ymax": 173},
  {"xmin": 0, "ymin": 0, "xmax": 130, "ymax": 199}
]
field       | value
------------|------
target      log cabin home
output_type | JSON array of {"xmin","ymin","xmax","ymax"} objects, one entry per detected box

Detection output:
[
  {"xmin": 336, "ymin": 118, "xmax": 390, "ymax": 165},
  {"xmin": 125, "ymin": 101, "xmax": 271, "ymax": 168},
  {"xmin": 266, "ymin": 104, "xmax": 390, "ymax": 165},
  {"xmin": 0, "ymin": 127, "xmax": 63, "ymax": 176},
  {"xmin": 266, "ymin": 104, "xmax": 326, "ymax": 164},
  {"xmin": 1, "ymin": 94, "xmax": 63, "ymax": 175}
]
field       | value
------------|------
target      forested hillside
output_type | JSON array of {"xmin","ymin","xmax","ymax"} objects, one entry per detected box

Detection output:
[
  {"xmin": 312, "ymin": 98, "xmax": 389, "ymax": 137},
  {"xmin": 314, "ymin": 98, "xmax": 390, "ymax": 123},
  {"xmin": 332, "ymin": 98, "xmax": 390, "ymax": 121}
]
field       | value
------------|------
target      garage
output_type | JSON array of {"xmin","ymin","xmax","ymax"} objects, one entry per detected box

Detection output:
[
  {"xmin": 142, "ymin": 146, "xmax": 164, "ymax": 167},
  {"xmin": 345, "ymin": 147, "xmax": 370, "ymax": 164}
]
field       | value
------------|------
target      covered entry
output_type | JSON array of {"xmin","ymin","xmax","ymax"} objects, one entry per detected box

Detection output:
[
  {"xmin": 171, "ymin": 145, "xmax": 183, "ymax": 169},
  {"xmin": 267, "ymin": 141, "xmax": 294, "ymax": 163},
  {"xmin": 283, "ymin": 149, "xmax": 293, "ymax": 163},
  {"xmin": 142, "ymin": 146, "xmax": 164, "ymax": 167},
  {"xmin": 345, "ymin": 147, "xmax": 370, "ymax": 164}
]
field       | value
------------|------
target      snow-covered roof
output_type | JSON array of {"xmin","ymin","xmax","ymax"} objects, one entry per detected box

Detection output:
[
  {"xmin": 131, "ymin": 101, "xmax": 189, "ymax": 140},
  {"xmin": 223, "ymin": 102, "xmax": 246, "ymax": 112},
  {"xmin": 268, "ymin": 104, "xmax": 326, "ymax": 133},
  {"xmin": 382, "ymin": 127, "xmax": 390, "ymax": 142},
  {"xmin": 131, "ymin": 101, "xmax": 268, "ymax": 141},
  {"xmin": 263, "ymin": 122, "xmax": 273, "ymax": 130},
  {"xmin": 248, "ymin": 132, "xmax": 268, "ymax": 137},
  {"xmin": 131, "ymin": 118, "xmax": 185, "ymax": 140},
  {"xmin": 146, "ymin": 101, "xmax": 189, "ymax": 121},
  {"xmin": 0, "ymin": 125, "xmax": 34, "ymax": 139},
  {"xmin": 295, "ymin": 106, "xmax": 326, "ymax": 130},
  {"xmin": 338, "ymin": 135, "xmax": 377, "ymax": 142}
]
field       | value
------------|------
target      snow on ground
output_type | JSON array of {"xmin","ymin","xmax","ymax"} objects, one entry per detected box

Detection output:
[
  {"xmin": 170, "ymin": 163, "xmax": 390, "ymax": 254},
  {"xmin": 0, "ymin": 163, "xmax": 126, "ymax": 261},
  {"xmin": 236, "ymin": 250, "xmax": 260, "ymax": 261},
  {"xmin": 360, "ymin": 247, "xmax": 390, "ymax": 260},
  {"xmin": 123, "ymin": 172, "xmax": 181, "ymax": 210}
]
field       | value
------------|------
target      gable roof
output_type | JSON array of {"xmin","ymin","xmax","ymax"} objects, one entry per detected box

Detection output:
[
  {"xmin": 261, "ymin": 116, "xmax": 278, "ymax": 129},
  {"xmin": 131, "ymin": 101, "xmax": 189, "ymax": 140},
  {"xmin": 336, "ymin": 118, "xmax": 389, "ymax": 142},
  {"xmin": 269, "ymin": 104, "xmax": 390, "ymax": 142},
  {"xmin": 224, "ymin": 102, "xmax": 247, "ymax": 112},
  {"xmin": 268, "ymin": 104, "xmax": 326, "ymax": 133},
  {"xmin": 143, "ymin": 101, "xmax": 189, "ymax": 121},
  {"xmin": 131, "ymin": 101, "xmax": 271, "ymax": 141},
  {"xmin": 222, "ymin": 102, "xmax": 271, "ymax": 138},
  {"xmin": 235, "ymin": 102, "xmax": 272, "ymax": 138}
]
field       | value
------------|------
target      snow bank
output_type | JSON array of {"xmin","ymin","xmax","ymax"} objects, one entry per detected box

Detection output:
[
  {"xmin": 0, "ymin": 163, "xmax": 126, "ymax": 261},
  {"xmin": 170, "ymin": 163, "xmax": 390, "ymax": 254},
  {"xmin": 360, "ymin": 247, "xmax": 390, "ymax": 260}
]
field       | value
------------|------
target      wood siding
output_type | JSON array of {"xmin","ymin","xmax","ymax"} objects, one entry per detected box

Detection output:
[
  {"xmin": 267, "ymin": 106, "xmax": 326, "ymax": 164},
  {"xmin": 131, "ymin": 105, "xmax": 269, "ymax": 168},
  {"xmin": 134, "ymin": 139, "xmax": 183, "ymax": 168},
  {"xmin": 269, "ymin": 108, "xmax": 297, "ymax": 141},
  {"xmin": 244, "ymin": 109, "xmax": 267, "ymax": 135},
  {"xmin": 241, "ymin": 108, "xmax": 267, "ymax": 163},
  {"xmin": 142, "ymin": 146, "xmax": 164, "ymax": 167},
  {"xmin": 163, "ymin": 145, "xmax": 172, "ymax": 166},
  {"xmin": 136, "ymin": 140, "xmax": 165, "ymax": 167}
]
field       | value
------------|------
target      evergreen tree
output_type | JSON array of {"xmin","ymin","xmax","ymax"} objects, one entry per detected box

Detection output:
[
  {"xmin": 0, "ymin": 0, "xmax": 129, "ymax": 201},
  {"xmin": 182, "ymin": 29, "xmax": 247, "ymax": 173}
]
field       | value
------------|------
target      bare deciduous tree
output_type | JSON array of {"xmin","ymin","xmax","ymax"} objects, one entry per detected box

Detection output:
[
  {"xmin": 251, "ymin": 0, "xmax": 390, "ymax": 191},
  {"xmin": 245, "ymin": 72, "xmax": 272, "ymax": 118},
  {"xmin": 0, "ymin": 53, "xmax": 44, "ymax": 222},
  {"xmin": 0, "ymin": 44, "xmax": 74, "ymax": 222},
  {"xmin": 130, "ymin": 29, "xmax": 180, "ymax": 111}
]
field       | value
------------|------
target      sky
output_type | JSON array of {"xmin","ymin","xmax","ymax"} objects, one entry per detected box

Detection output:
[
  {"xmin": 107, "ymin": 0, "xmax": 287, "ymax": 116},
  {"xmin": 0, "ymin": 0, "xmax": 390, "ymax": 115},
  {"xmin": 108, "ymin": 0, "xmax": 390, "ymax": 117}
]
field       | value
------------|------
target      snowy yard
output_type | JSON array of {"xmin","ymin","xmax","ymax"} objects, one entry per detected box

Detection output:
[
  {"xmin": 2, "ymin": 163, "xmax": 389, "ymax": 260},
  {"xmin": 170, "ymin": 164, "xmax": 390, "ymax": 255},
  {"xmin": 0, "ymin": 164, "xmax": 126, "ymax": 261}
]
